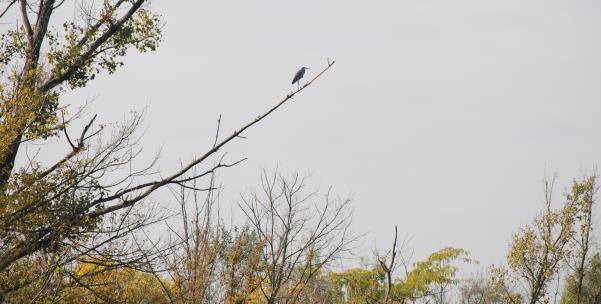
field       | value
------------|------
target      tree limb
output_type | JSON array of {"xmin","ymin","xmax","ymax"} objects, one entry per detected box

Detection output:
[
  {"xmin": 90, "ymin": 59, "xmax": 335, "ymax": 218},
  {"xmin": 40, "ymin": 0, "xmax": 145, "ymax": 92}
]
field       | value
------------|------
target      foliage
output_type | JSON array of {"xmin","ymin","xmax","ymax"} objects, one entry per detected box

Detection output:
[
  {"xmin": 401, "ymin": 247, "xmax": 473, "ymax": 299},
  {"xmin": 565, "ymin": 175, "xmax": 598, "ymax": 304},
  {"xmin": 219, "ymin": 227, "xmax": 266, "ymax": 304},
  {"xmin": 327, "ymin": 266, "xmax": 388, "ymax": 303},
  {"xmin": 460, "ymin": 275, "xmax": 505, "ymax": 304},
  {"xmin": 47, "ymin": 7, "xmax": 162, "ymax": 89},
  {"xmin": 561, "ymin": 254, "xmax": 601, "ymax": 304},
  {"xmin": 322, "ymin": 247, "xmax": 471, "ymax": 303},
  {"xmin": 0, "ymin": 0, "xmax": 166, "ymax": 299},
  {"xmin": 61, "ymin": 260, "xmax": 169, "ymax": 304},
  {"xmin": 491, "ymin": 175, "xmax": 599, "ymax": 304}
]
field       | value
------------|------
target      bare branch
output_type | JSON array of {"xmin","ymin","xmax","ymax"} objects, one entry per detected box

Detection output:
[
  {"xmin": 90, "ymin": 60, "xmax": 335, "ymax": 218},
  {"xmin": 0, "ymin": 0, "xmax": 17, "ymax": 19},
  {"xmin": 18, "ymin": 0, "xmax": 33, "ymax": 43}
]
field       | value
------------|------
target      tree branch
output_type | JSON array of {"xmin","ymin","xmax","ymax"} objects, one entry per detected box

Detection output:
[
  {"xmin": 18, "ymin": 0, "xmax": 33, "ymax": 44},
  {"xmin": 0, "ymin": 0, "xmax": 16, "ymax": 19},
  {"xmin": 90, "ymin": 59, "xmax": 335, "ymax": 218},
  {"xmin": 40, "ymin": 0, "xmax": 145, "ymax": 92}
]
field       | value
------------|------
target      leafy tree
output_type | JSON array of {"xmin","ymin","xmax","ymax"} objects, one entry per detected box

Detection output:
[
  {"xmin": 219, "ymin": 227, "xmax": 265, "ymax": 304},
  {"xmin": 323, "ymin": 247, "xmax": 471, "ymax": 303},
  {"xmin": 61, "ymin": 260, "xmax": 169, "ymax": 304},
  {"xmin": 564, "ymin": 175, "xmax": 598, "ymax": 304},
  {"xmin": 561, "ymin": 253, "xmax": 601, "ymax": 304},
  {"xmin": 399, "ymin": 247, "xmax": 473, "ymax": 303},
  {"xmin": 327, "ymin": 266, "xmax": 387, "ymax": 303},
  {"xmin": 490, "ymin": 177, "xmax": 591, "ymax": 304},
  {"xmin": 0, "ymin": 1, "xmax": 163, "ymax": 299}
]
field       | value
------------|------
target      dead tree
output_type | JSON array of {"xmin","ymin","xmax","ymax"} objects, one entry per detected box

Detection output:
[
  {"xmin": 239, "ymin": 170, "xmax": 354, "ymax": 304},
  {"xmin": 378, "ymin": 226, "xmax": 399, "ymax": 304}
]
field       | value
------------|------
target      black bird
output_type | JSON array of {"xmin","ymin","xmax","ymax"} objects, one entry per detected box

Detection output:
[{"xmin": 292, "ymin": 67, "xmax": 309, "ymax": 89}]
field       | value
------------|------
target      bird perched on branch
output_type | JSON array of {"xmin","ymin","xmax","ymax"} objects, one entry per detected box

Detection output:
[{"xmin": 292, "ymin": 67, "xmax": 309, "ymax": 89}]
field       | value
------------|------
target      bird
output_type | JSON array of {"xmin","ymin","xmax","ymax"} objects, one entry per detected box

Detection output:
[{"xmin": 292, "ymin": 67, "xmax": 309, "ymax": 89}]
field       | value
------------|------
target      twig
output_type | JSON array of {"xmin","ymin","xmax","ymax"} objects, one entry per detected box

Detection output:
[{"xmin": 212, "ymin": 114, "xmax": 221, "ymax": 148}]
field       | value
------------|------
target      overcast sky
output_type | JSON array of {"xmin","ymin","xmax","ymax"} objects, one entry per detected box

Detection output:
[{"xmin": 62, "ymin": 0, "xmax": 601, "ymax": 268}]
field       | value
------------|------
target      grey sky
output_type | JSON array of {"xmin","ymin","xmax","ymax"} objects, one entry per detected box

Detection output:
[{"xmin": 63, "ymin": 0, "xmax": 601, "ymax": 267}]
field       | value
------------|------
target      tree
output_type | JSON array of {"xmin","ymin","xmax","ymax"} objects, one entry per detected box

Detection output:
[
  {"xmin": 161, "ymin": 175, "xmax": 224, "ymax": 303},
  {"xmin": 323, "ymin": 247, "xmax": 471, "ymax": 304},
  {"xmin": 327, "ymin": 265, "xmax": 387, "ymax": 303},
  {"xmin": 459, "ymin": 274, "xmax": 505, "ymax": 304},
  {"xmin": 377, "ymin": 225, "xmax": 400, "ymax": 303},
  {"xmin": 400, "ymin": 247, "xmax": 472, "ymax": 303},
  {"xmin": 219, "ymin": 226, "xmax": 265, "ymax": 304},
  {"xmin": 0, "ymin": 1, "xmax": 163, "ymax": 299},
  {"xmin": 491, "ymin": 177, "xmax": 580, "ymax": 304},
  {"xmin": 564, "ymin": 175, "xmax": 598, "ymax": 304},
  {"xmin": 60, "ymin": 260, "xmax": 169, "ymax": 304},
  {"xmin": 239, "ymin": 170, "xmax": 355, "ymax": 304},
  {"xmin": 159, "ymin": 170, "xmax": 353, "ymax": 304},
  {"xmin": 157, "ymin": 174, "xmax": 265, "ymax": 304},
  {"xmin": 561, "ymin": 253, "xmax": 601, "ymax": 304},
  {"xmin": 0, "ymin": 0, "xmax": 336, "ymax": 300}
]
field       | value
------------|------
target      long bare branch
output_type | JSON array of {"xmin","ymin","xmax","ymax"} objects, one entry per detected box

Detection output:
[
  {"xmin": 0, "ymin": 0, "xmax": 16, "ymax": 19},
  {"xmin": 90, "ymin": 60, "xmax": 335, "ymax": 218}
]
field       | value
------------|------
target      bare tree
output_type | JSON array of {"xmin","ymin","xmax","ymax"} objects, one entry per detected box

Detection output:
[
  {"xmin": 239, "ymin": 170, "xmax": 354, "ymax": 304},
  {"xmin": 158, "ymin": 173, "xmax": 223, "ymax": 303},
  {"xmin": 378, "ymin": 225, "xmax": 399, "ymax": 304},
  {"xmin": 156, "ymin": 172, "xmax": 264, "ymax": 304}
]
